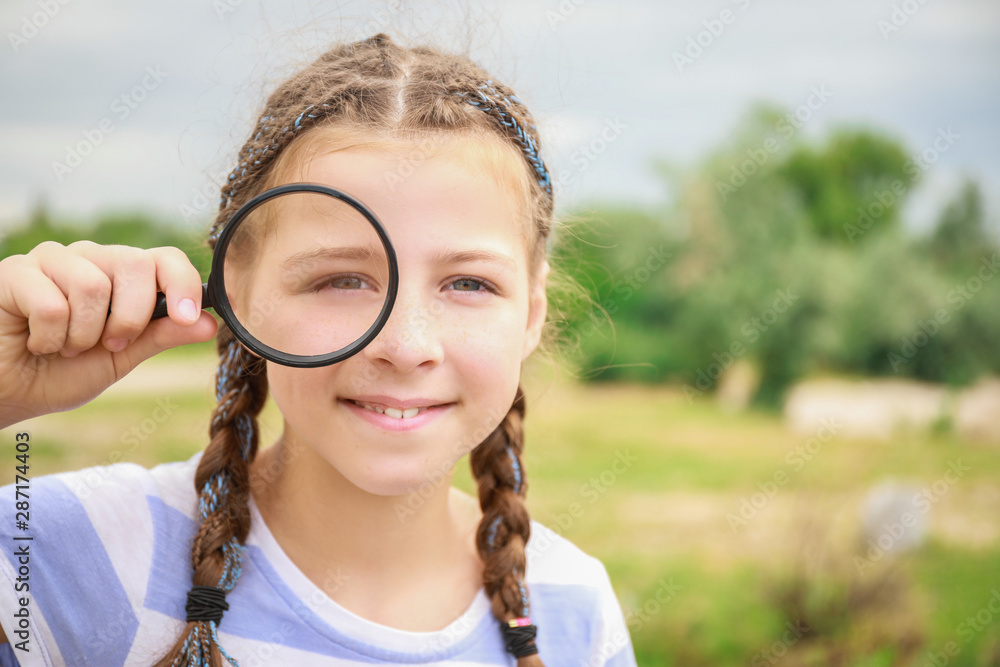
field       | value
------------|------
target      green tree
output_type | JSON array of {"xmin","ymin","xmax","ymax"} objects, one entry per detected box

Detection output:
[{"xmin": 779, "ymin": 128, "xmax": 912, "ymax": 244}]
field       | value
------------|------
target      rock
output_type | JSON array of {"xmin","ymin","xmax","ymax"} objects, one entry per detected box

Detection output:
[
  {"xmin": 860, "ymin": 482, "xmax": 927, "ymax": 557},
  {"xmin": 784, "ymin": 378, "xmax": 947, "ymax": 440},
  {"xmin": 953, "ymin": 377, "xmax": 1000, "ymax": 442}
]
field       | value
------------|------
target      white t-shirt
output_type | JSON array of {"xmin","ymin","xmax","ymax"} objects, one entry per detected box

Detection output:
[{"xmin": 0, "ymin": 451, "xmax": 637, "ymax": 666}]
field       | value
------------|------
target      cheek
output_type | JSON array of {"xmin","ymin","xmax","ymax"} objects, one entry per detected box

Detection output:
[
  {"xmin": 264, "ymin": 365, "xmax": 330, "ymax": 424},
  {"xmin": 447, "ymin": 306, "xmax": 526, "ymax": 371},
  {"xmin": 445, "ymin": 310, "xmax": 525, "ymax": 422}
]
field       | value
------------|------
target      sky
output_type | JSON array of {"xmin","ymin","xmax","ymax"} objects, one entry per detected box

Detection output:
[{"xmin": 1, "ymin": 0, "xmax": 998, "ymax": 237}]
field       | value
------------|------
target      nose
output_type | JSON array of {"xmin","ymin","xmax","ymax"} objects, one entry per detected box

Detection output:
[{"xmin": 361, "ymin": 289, "xmax": 444, "ymax": 373}]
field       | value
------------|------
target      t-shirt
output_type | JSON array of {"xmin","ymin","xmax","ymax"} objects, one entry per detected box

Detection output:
[{"xmin": 0, "ymin": 451, "xmax": 637, "ymax": 666}]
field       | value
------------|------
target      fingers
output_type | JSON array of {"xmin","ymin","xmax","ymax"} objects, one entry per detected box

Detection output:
[
  {"xmin": 148, "ymin": 245, "xmax": 205, "ymax": 325},
  {"xmin": 72, "ymin": 242, "xmax": 156, "ymax": 351},
  {"xmin": 71, "ymin": 242, "xmax": 205, "ymax": 351},
  {"xmin": 0, "ymin": 253, "xmax": 73, "ymax": 355},
  {"xmin": 21, "ymin": 242, "xmax": 113, "ymax": 357},
  {"xmin": 0, "ymin": 241, "xmax": 208, "ymax": 359}
]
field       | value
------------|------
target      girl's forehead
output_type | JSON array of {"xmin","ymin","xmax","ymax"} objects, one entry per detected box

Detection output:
[
  {"xmin": 283, "ymin": 134, "xmax": 535, "ymax": 255},
  {"xmin": 295, "ymin": 134, "xmax": 529, "ymax": 194}
]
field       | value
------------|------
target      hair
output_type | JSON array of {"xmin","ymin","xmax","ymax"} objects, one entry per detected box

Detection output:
[{"xmin": 155, "ymin": 33, "xmax": 567, "ymax": 667}]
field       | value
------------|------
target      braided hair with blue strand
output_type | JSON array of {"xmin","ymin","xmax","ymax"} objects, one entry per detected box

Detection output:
[
  {"xmin": 156, "ymin": 33, "xmax": 555, "ymax": 666},
  {"xmin": 152, "ymin": 331, "xmax": 267, "ymax": 667},
  {"xmin": 453, "ymin": 80, "xmax": 552, "ymax": 198},
  {"xmin": 470, "ymin": 384, "xmax": 544, "ymax": 663}
]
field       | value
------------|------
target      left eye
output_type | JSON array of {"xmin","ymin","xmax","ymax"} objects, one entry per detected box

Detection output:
[
  {"xmin": 312, "ymin": 275, "xmax": 370, "ymax": 291},
  {"xmin": 449, "ymin": 277, "xmax": 492, "ymax": 292}
]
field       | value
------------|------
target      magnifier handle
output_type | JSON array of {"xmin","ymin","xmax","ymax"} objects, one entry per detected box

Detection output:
[{"xmin": 150, "ymin": 283, "xmax": 212, "ymax": 320}]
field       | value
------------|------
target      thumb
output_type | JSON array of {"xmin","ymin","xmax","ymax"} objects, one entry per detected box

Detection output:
[{"xmin": 118, "ymin": 311, "xmax": 219, "ymax": 372}]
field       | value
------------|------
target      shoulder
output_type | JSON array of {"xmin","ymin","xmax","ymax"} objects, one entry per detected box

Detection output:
[
  {"xmin": 525, "ymin": 520, "xmax": 638, "ymax": 666},
  {"xmin": 525, "ymin": 519, "xmax": 608, "ymax": 585},
  {"xmin": 0, "ymin": 452, "xmax": 203, "ymax": 665}
]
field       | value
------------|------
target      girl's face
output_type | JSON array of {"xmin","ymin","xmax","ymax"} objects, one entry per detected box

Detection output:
[{"xmin": 261, "ymin": 138, "xmax": 548, "ymax": 497}]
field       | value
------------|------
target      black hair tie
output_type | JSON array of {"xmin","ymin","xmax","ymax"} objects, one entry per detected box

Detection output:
[
  {"xmin": 185, "ymin": 585, "xmax": 230, "ymax": 624},
  {"xmin": 502, "ymin": 619, "xmax": 539, "ymax": 658}
]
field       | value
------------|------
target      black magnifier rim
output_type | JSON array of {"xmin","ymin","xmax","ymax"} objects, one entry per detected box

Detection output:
[{"xmin": 208, "ymin": 182, "xmax": 399, "ymax": 368}]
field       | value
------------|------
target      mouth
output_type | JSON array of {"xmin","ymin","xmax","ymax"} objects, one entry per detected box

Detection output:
[{"xmin": 344, "ymin": 399, "xmax": 453, "ymax": 421}]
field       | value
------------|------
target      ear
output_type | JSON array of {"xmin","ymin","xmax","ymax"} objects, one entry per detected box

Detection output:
[{"xmin": 521, "ymin": 260, "xmax": 550, "ymax": 362}]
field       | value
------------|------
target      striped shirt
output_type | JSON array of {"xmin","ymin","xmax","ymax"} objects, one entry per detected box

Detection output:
[{"xmin": 0, "ymin": 451, "xmax": 637, "ymax": 666}]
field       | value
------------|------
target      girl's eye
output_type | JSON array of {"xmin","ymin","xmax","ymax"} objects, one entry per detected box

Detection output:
[
  {"xmin": 311, "ymin": 275, "xmax": 371, "ymax": 292},
  {"xmin": 448, "ymin": 277, "xmax": 496, "ymax": 293}
]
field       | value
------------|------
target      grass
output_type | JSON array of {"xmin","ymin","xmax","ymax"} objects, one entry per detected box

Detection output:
[{"xmin": 4, "ymin": 345, "xmax": 999, "ymax": 665}]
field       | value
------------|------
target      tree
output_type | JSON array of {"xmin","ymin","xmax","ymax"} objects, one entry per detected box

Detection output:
[{"xmin": 779, "ymin": 129, "xmax": 911, "ymax": 244}]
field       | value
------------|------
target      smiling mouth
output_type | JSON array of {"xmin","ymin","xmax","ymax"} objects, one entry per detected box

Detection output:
[{"xmin": 346, "ymin": 399, "xmax": 449, "ymax": 420}]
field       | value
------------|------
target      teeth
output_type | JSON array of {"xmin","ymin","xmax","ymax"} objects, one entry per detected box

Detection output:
[{"xmin": 354, "ymin": 401, "xmax": 425, "ymax": 419}]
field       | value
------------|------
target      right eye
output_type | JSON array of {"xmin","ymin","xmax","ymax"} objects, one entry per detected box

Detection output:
[{"xmin": 310, "ymin": 274, "xmax": 372, "ymax": 292}]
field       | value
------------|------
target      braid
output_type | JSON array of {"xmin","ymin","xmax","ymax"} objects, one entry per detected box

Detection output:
[
  {"xmin": 453, "ymin": 79, "xmax": 552, "ymax": 199},
  {"xmin": 153, "ymin": 329, "xmax": 268, "ymax": 667},
  {"xmin": 471, "ymin": 385, "xmax": 546, "ymax": 666}
]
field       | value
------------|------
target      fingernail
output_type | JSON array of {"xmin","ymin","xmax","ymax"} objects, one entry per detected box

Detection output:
[
  {"xmin": 178, "ymin": 298, "xmax": 198, "ymax": 322},
  {"xmin": 105, "ymin": 337, "xmax": 128, "ymax": 352}
]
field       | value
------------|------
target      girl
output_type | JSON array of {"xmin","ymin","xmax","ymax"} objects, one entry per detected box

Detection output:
[{"xmin": 0, "ymin": 34, "xmax": 636, "ymax": 666}]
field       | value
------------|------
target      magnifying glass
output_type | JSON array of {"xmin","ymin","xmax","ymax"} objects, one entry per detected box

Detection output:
[{"xmin": 150, "ymin": 183, "xmax": 399, "ymax": 368}]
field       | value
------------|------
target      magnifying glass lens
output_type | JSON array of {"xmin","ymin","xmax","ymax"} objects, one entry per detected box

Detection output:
[{"xmin": 221, "ymin": 190, "xmax": 391, "ymax": 359}]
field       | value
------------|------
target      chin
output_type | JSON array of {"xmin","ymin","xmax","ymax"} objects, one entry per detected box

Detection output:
[{"xmin": 344, "ymin": 457, "xmax": 455, "ymax": 499}]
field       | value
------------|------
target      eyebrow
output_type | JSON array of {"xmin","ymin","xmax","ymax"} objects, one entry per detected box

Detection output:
[
  {"xmin": 280, "ymin": 246, "xmax": 381, "ymax": 271},
  {"xmin": 433, "ymin": 249, "xmax": 517, "ymax": 270},
  {"xmin": 278, "ymin": 246, "xmax": 518, "ymax": 272}
]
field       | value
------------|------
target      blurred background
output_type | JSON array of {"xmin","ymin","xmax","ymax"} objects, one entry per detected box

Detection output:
[{"xmin": 2, "ymin": 0, "xmax": 999, "ymax": 664}]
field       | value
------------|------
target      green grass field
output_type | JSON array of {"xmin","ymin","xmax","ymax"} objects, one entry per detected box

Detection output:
[{"xmin": 6, "ymin": 343, "xmax": 1000, "ymax": 665}]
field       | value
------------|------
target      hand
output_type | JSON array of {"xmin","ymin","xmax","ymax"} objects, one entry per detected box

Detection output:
[{"xmin": 0, "ymin": 241, "xmax": 218, "ymax": 428}]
